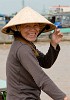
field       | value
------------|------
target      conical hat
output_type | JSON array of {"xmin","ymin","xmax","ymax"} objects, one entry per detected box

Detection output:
[{"xmin": 1, "ymin": 6, "xmax": 56, "ymax": 35}]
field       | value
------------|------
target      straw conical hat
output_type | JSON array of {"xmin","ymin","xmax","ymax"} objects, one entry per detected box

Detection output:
[{"xmin": 1, "ymin": 6, "xmax": 56, "ymax": 35}]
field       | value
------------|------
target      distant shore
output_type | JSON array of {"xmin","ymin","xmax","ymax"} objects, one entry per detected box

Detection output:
[{"xmin": 0, "ymin": 26, "xmax": 70, "ymax": 43}]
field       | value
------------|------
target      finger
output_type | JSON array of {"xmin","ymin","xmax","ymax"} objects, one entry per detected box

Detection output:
[
  {"xmin": 54, "ymin": 28, "xmax": 63, "ymax": 36},
  {"xmin": 54, "ymin": 28, "xmax": 60, "ymax": 34},
  {"xmin": 57, "ymin": 32, "xmax": 63, "ymax": 36}
]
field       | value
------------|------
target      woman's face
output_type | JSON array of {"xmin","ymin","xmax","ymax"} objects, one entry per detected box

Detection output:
[{"xmin": 20, "ymin": 23, "xmax": 40, "ymax": 42}]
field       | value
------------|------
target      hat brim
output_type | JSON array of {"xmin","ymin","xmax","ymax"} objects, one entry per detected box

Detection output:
[
  {"xmin": 1, "ymin": 7, "xmax": 56, "ymax": 35},
  {"xmin": 1, "ymin": 22, "xmax": 56, "ymax": 35}
]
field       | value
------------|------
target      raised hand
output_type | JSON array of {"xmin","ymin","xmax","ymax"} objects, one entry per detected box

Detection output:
[{"xmin": 50, "ymin": 28, "xmax": 63, "ymax": 49}]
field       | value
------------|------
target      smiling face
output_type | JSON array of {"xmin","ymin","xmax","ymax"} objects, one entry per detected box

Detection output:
[{"xmin": 19, "ymin": 23, "xmax": 40, "ymax": 42}]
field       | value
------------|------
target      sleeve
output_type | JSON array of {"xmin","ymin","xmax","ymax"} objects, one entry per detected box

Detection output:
[
  {"xmin": 17, "ymin": 45, "xmax": 66, "ymax": 100},
  {"xmin": 37, "ymin": 43, "xmax": 60, "ymax": 68}
]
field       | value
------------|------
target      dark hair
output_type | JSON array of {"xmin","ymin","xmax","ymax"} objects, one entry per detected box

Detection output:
[
  {"xmin": 6, "ymin": 27, "xmax": 23, "ymax": 39},
  {"xmin": 13, "ymin": 31, "xmax": 23, "ymax": 38}
]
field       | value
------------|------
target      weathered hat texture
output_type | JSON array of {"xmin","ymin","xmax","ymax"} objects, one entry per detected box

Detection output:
[{"xmin": 1, "ymin": 6, "xmax": 56, "ymax": 35}]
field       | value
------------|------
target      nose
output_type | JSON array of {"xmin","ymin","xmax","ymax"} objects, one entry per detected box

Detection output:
[{"xmin": 29, "ymin": 27, "xmax": 36, "ymax": 31}]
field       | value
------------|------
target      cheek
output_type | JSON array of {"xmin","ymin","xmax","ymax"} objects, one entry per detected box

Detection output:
[
  {"xmin": 20, "ymin": 29, "xmax": 26, "ymax": 36},
  {"xmin": 36, "ymin": 28, "xmax": 40, "ymax": 35},
  {"xmin": 21, "ymin": 28, "xmax": 25, "ymax": 33},
  {"xmin": 21, "ymin": 28, "xmax": 27, "ymax": 34},
  {"xmin": 37, "ymin": 27, "xmax": 40, "ymax": 32}
]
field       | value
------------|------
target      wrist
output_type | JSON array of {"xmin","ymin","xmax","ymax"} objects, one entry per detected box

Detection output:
[{"xmin": 50, "ymin": 41, "xmax": 58, "ymax": 49}]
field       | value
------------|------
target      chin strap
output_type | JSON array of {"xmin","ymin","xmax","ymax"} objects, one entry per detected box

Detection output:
[{"xmin": 38, "ymin": 24, "xmax": 50, "ymax": 36}]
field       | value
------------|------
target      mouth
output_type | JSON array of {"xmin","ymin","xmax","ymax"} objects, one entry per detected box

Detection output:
[{"xmin": 29, "ymin": 33, "xmax": 37, "ymax": 37}]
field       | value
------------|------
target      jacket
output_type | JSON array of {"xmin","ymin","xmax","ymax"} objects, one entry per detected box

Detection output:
[{"xmin": 6, "ymin": 40, "xmax": 66, "ymax": 100}]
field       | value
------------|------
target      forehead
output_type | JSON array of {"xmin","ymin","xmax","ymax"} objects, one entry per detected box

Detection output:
[{"xmin": 21, "ymin": 23, "xmax": 40, "ymax": 27}]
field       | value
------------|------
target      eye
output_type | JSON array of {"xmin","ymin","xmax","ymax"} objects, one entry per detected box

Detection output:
[
  {"xmin": 24, "ymin": 25, "xmax": 30, "ymax": 28},
  {"xmin": 34, "ymin": 24, "xmax": 39, "ymax": 28}
]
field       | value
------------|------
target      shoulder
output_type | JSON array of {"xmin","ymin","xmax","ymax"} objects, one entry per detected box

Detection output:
[
  {"xmin": 11, "ymin": 40, "xmax": 32, "ymax": 52},
  {"xmin": 9, "ymin": 40, "xmax": 33, "ymax": 59},
  {"xmin": 12, "ymin": 40, "xmax": 35, "ymax": 57}
]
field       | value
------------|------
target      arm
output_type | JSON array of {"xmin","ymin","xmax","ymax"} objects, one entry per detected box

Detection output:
[
  {"xmin": 37, "ymin": 43, "xmax": 60, "ymax": 68},
  {"xmin": 37, "ymin": 28, "xmax": 63, "ymax": 68}
]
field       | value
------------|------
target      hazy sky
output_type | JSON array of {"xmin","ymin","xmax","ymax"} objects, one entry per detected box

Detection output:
[{"xmin": 0, "ymin": 0, "xmax": 70, "ymax": 15}]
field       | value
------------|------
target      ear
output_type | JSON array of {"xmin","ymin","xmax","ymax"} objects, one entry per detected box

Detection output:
[{"xmin": 16, "ymin": 25, "xmax": 21, "ymax": 32}]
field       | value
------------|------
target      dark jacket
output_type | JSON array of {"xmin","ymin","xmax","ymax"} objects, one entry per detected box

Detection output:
[
  {"xmin": 37, "ymin": 43, "xmax": 60, "ymax": 68},
  {"xmin": 6, "ymin": 40, "xmax": 66, "ymax": 100}
]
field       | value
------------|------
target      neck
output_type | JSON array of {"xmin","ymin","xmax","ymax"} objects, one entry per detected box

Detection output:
[{"xmin": 15, "ymin": 36, "xmax": 39, "ymax": 57}]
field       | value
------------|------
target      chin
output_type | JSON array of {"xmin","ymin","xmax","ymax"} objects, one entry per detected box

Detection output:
[
  {"xmin": 28, "ymin": 38, "xmax": 37, "ymax": 42},
  {"xmin": 29, "ymin": 39, "xmax": 36, "ymax": 42}
]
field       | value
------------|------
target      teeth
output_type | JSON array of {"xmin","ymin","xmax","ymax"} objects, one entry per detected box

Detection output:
[
  {"xmin": 30, "ymin": 34, "xmax": 34, "ymax": 35},
  {"xmin": 30, "ymin": 33, "xmax": 36, "ymax": 34},
  {"xmin": 30, "ymin": 33, "xmax": 35, "ymax": 34}
]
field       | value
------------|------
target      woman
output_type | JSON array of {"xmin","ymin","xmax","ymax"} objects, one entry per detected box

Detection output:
[{"xmin": 2, "ymin": 7, "xmax": 69, "ymax": 100}]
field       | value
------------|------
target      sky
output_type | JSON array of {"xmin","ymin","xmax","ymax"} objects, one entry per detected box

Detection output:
[{"xmin": 0, "ymin": 0, "xmax": 70, "ymax": 15}]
